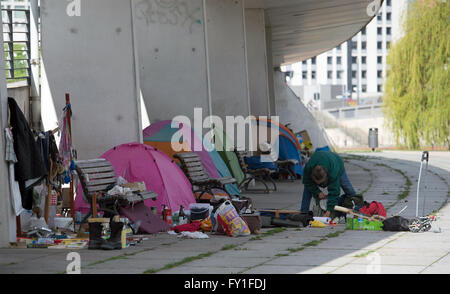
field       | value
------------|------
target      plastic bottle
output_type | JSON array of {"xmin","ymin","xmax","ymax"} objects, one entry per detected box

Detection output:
[{"xmin": 358, "ymin": 213, "xmax": 364, "ymax": 230}]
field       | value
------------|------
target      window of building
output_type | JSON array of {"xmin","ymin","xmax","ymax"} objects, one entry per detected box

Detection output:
[
  {"xmin": 311, "ymin": 71, "xmax": 316, "ymax": 79},
  {"xmin": 327, "ymin": 56, "xmax": 332, "ymax": 65},
  {"xmin": 352, "ymin": 56, "xmax": 357, "ymax": 64},
  {"xmin": 336, "ymin": 44, "xmax": 342, "ymax": 51},
  {"xmin": 361, "ymin": 27, "xmax": 366, "ymax": 35},
  {"xmin": 377, "ymin": 27, "xmax": 382, "ymax": 35},
  {"xmin": 352, "ymin": 41, "xmax": 357, "ymax": 50},
  {"xmin": 302, "ymin": 71, "xmax": 307, "ymax": 79},
  {"xmin": 361, "ymin": 56, "xmax": 367, "ymax": 64},
  {"xmin": 361, "ymin": 71, "xmax": 367, "ymax": 79},
  {"xmin": 352, "ymin": 71, "xmax": 357, "ymax": 78},
  {"xmin": 386, "ymin": 41, "xmax": 391, "ymax": 49},
  {"xmin": 337, "ymin": 57, "xmax": 342, "ymax": 65},
  {"xmin": 377, "ymin": 85, "xmax": 383, "ymax": 92},
  {"xmin": 387, "ymin": 12, "xmax": 391, "ymax": 21},
  {"xmin": 327, "ymin": 71, "xmax": 333, "ymax": 79},
  {"xmin": 361, "ymin": 41, "xmax": 367, "ymax": 50},
  {"xmin": 362, "ymin": 85, "xmax": 367, "ymax": 93},
  {"xmin": 337, "ymin": 71, "xmax": 343, "ymax": 79},
  {"xmin": 302, "ymin": 60, "xmax": 307, "ymax": 65},
  {"xmin": 377, "ymin": 70, "xmax": 383, "ymax": 78},
  {"xmin": 386, "ymin": 27, "xmax": 391, "ymax": 35},
  {"xmin": 377, "ymin": 56, "xmax": 383, "ymax": 64},
  {"xmin": 387, "ymin": 0, "xmax": 391, "ymax": 7},
  {"xmin": 311, "ymin": 57, "xmax": 316, "ymax": 65},
  {"xmin": 377, "ymin": 13, "xmax": 382, "ymax": 21},
  {"xmin": 313, "ymin": 93, "xmax": 320, "ymax": 101},
  {"xmin": 377, "ymin": 41, "xmax": 383, "ymax": 50}
]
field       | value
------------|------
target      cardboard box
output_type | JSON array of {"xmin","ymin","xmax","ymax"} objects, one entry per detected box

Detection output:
[{"xmin": 346, "ymin": 218, "xmax": 383, "ymax": 231}]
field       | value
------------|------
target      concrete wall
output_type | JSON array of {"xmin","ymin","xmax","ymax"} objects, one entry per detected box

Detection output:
[
  {"xmin": 273, "ymin": 71, "xmax": 332, "ymax": 150},
  {"xmin": 205, "ymin": 0, "xmax": 250, "ymax": 118},
  {"xmin": 7, "ymin": 85, "xmax": 30, "ymax": 121},
  {"xmin": 245, "ymin": 8, "xmax": 270, "ymax": 117},
  {"xmin": 40, "ymin": 0, "xmax": 142, "ymax": 159},
  {"xmin": 134, "ymin": 0, "xmax": 210, "ymax": 123}
]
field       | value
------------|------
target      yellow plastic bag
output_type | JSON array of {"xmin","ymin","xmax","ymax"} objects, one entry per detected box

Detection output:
[{"xmin": 200, "ymin": 217, "xmax": 212, "ymax": 232}]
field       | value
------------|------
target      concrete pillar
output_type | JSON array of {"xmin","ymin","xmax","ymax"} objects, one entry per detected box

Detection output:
[
  {"xmin": 0, "ymin": 14, "xmax": 13, "ymax": 248},
  {"xmin": 40, "ymin": 0, "xmax": 142, "ymax": 159},
  {"xmin": 273, "ymin": 71, "xmax": 331, "ymax": 149},
  {"xmin": 244, "ymin": 8, "xmax": 270, "ymax": 117},
  {"xmin": 134, "ymin": 0, "xmax": 210, "ymax": 123},
  {"xmin": 264, "ymin": 15, "xmax": 276, "ymax": 116},
  {"xmin": 204, "ymin": 0, "xmax": 250, "ymax": 119}
]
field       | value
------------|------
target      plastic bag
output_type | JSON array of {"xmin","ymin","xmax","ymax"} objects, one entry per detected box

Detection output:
[
  {"xmin": 215, "ymin": 200, "xmax": 250, "ymax": 237},
  {"xmin": 382, "ymin": 216, "xmax": 411, "ymax": 231}
]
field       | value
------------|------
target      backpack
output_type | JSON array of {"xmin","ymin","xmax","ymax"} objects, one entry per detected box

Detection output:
[{"xmin": 360, "ymin": 201, "xmax": 387, "ymax": 218}]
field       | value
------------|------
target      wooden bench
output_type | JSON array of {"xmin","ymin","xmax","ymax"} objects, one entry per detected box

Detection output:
[
  {"xmin": 75, "ymin": 159, "xmax": 157, "ymax": 222},
  {"xmin": 234, "ymin": 150, "xmax": 277, "ymax": 193},
  {"xmin": 173, "ymin": 152, "xmax": 236, "ymax": 201}
]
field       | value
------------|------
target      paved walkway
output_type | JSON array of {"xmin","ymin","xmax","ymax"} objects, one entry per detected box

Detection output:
[{"xmin": 0, "ymin": 151, "xmax": 449, "ymax": 274}]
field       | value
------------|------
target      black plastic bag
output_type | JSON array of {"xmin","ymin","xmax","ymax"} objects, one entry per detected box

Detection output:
[{"xmin": 382, "ymin": 216, "xmax": 411, "ymax": 231}]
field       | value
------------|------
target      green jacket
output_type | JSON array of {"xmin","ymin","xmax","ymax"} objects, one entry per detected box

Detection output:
[{"xmin": 302, "ymin": 151, "xmax": 345, "ymax": 212}]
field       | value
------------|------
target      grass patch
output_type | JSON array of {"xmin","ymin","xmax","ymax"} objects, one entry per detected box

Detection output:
[
  {"xmin": 287, "ymin": 247, "xmax": 304, "ymax": 253},
  {"xmin": 221, "ymin": 244, "xmax": 239, "ymax": 251},
  {"xmin": 325, "ymin": 231, "xmax": 344, "ymax": 238},
  {"xmin": 250, "ymin": 227, "xmax": 287, "ymax": 241},
  {"xmin": 144, "ymin": 251, "xmax": 215, "ymax": 274},
  {"xmin": 88, "ymin": 248, "xmax": 154, "ymax": 267},
  {"xmin": 303, "ymin": 240, "xmax": 321, "ymax": 247}
]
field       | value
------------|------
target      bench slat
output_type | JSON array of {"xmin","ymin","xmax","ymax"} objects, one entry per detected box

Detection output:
[
  {"xmin": 75, "ymin": 159, "xmax": 111, "ymax": 169},
  {"xmin": 86, "ymin": 172, "xmax": 117, "ymax": 180},
  {"xmin": 80, "ymin": 166, "xmax": 115, "ymax": 174},
  {"xmin": 86, "ymin": 177, "xmax": 117, "ymax": 187},
  {"xmin": 87, "ymin": 184, "xmax": 113, "ymax": 193}
]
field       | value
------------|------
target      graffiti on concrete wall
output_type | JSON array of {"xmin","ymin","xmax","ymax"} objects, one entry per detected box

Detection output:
[{"xmin": 135, "ymin": 0, "xmax": 203, "ymax": 33}]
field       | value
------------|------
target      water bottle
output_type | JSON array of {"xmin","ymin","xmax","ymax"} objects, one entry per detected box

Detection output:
[{"xmin": 358, "ymin": 213, "xmax": 364, "ymax": 230}]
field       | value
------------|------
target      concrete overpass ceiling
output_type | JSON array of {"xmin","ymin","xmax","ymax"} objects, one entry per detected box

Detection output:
[{"xmin": 245, "ymin": 0, "xmax": 382, "ymax": 66}]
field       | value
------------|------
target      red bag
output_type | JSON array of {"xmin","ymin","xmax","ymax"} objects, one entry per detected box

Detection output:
[{"xmin": 360, "ymin": 201, "xmax": 386, "ymax": 218}]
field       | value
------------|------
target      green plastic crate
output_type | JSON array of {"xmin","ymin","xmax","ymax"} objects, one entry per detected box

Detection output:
[{"xmin": 346, "ymin": 218, "xmax": 384, "ymax": 231}]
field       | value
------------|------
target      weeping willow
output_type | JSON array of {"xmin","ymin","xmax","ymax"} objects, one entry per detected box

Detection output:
[{"xmin": 383, "ymin": 0, "xmax": 450, "ymax": 149}]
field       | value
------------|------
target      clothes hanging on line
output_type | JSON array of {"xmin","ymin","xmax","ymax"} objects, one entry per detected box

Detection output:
[{"xmin": 7, "ymin": 97, "xmax": 48, "ymax": 210}]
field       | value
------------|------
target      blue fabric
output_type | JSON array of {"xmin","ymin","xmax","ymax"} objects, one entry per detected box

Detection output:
[
  {"xmin": 278, "ymin": 135, "xmax": 303, "ymax": 176},
  {"xmin": 315, "ymin": 146, "xmax": 331, "ymax": 152},
  {"xmin": 245, "ymin": 156, "xmax": 278, "ymax": 170},
  {"xmin": 300, "ymin": 170, "xmax": 355, "ymax": 212}
]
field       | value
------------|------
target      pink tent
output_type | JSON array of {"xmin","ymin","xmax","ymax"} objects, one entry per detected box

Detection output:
[{"xmin": 75, "ymin": 142, "xmax": 196, "ymax": 214}]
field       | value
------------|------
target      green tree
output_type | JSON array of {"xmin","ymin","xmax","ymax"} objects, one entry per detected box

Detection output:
[{"xmin": 383, "ymin": 0, "xmax": 449, "ymax": 149}]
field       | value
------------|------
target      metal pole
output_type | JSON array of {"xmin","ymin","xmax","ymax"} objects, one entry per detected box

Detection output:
[{"xmin": 416, "ymin": 151, "xmax": 429, "ymax": 217}]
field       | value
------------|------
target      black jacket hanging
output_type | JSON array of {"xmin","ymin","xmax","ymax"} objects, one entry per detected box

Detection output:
[{"xmin": 7, "ymin": 97, "xmax": 48, "ymax": 182}]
